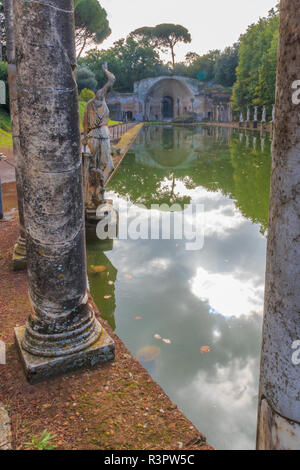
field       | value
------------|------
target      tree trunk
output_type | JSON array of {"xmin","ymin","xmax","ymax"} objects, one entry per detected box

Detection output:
[
  {"xmin": 4, "ymin": 0, "xmax": 27, "ymax": 269},
  {"xmin": 13, "ymin": 0, "xmax": 112, "ymax": 383},
  {"xmin": 257, "ymin": 0, "xmax": 300, "ymax": 449},
  {"xmin": 170, "ymin": 45, "xmax": 175, "ymax": 68}
]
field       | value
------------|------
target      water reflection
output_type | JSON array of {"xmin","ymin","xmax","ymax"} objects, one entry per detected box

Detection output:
[{"xmin": 87, "ymin": 125, "xmax": 272, "ymax": 450}]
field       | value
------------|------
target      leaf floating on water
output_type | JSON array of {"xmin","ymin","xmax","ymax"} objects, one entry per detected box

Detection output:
[
  {"xmin": 200, "ymin": 346, "xmax": 211, "ymax": 354},
  {"xmin": 135, "ymin": 316, "xmax": 142, "ymax": 320},
  {"xmin": 90, "ymin": 265, "xmax": 106, "ymax": 273},
  {"xmin": 136, "ymin": 345, "xmax": 161, "ymax": 362},
  {"xmin": 162, "ymin": 338, "xmax": 172, "ymax": 344},
  {"xmin": 154, "ymin": 334, "xmax": 162, "ymax": 340},
  {"xmin": 104, "ymin": 295, "xmax": 112, "ymax": 300},
  {"xmin": 124, "ymin": 274, "xmax": 133, "ymax": 279}
]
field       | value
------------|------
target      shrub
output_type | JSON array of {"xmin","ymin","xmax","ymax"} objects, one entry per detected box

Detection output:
[{"xmin": 80, "ymin": 88, "xmax": 95, "ymax": 102}]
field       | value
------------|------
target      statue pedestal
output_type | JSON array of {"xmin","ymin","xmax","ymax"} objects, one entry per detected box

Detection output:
[
  {"xmin": 12, "ymin": 236, "xmax": 27, "ymax": 271},
  {"xmin": 86, "ymin": 199, "xmax": 115, "ymax": 232},
  {"xmin": 15, "ymin": 322, "xmax": 115, "ymax": 384}
]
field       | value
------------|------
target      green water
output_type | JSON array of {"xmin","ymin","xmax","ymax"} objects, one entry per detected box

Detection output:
[{"xmin": 87, "ymin": 125, "xmax": 272, "ymax": 450}]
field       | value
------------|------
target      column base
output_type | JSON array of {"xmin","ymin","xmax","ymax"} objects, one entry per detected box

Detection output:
[
  {"xmin": 257, "ymin": 398, "xmax": 300, "ymax": 450},
  {"xmin": 15, "ymin": 324, "xmax": 115, "ymax": 384},
  {"xmin": 12, "ymin": 237, "xmax": 27, "ymax": 271},
  {"xmin": 86, "ymin": 200, "xmax": 119, "ymax": 237}
]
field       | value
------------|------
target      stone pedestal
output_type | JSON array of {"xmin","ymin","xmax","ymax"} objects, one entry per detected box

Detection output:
[
  {"xmin": 12, "ymin": 235, "xmax": 26, "ymax": 270},
  {"xmin": 15, "ymin": 319, "xmax": 115, "ymax": 384}
]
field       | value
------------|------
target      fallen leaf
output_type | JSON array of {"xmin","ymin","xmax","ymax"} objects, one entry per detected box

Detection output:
[
  {"xmin": 90, "ymin": 265, "xmax": 106, "ymax": 273},
  {"xmin": 200, "ymin": 346, "xmax": 211, "ymax": 354},
  {"xmin": 162, "ymin": 338, "xmax": 172, "ymax": 344},
  {"xmin": 124, "ymin": 274, "xmax": 132, "ymax": 279},
  {"xmin": 136, "ymin": 345, "xmax": 161, "ymax": 362}
]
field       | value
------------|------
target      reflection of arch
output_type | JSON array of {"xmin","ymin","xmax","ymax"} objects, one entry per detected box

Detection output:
[
  {"xmin": 145, "ymin": 78, "xmax": 193, "ymax": 121},
  {"xmin": 162, "ymin": 96, "xmax": 173, "ymax": 119}
]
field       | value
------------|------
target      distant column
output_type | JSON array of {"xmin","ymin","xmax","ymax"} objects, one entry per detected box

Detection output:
[
  {"xmin": 257, "ymin": 0, "xmax": 300, "ymax": 449},
  {"xmin": 4, "ymin": 0, "xmax": 26, "ymax": 270},
  {"xmin": 13, "ymin": 0, "xmax": 114, "ymax": 383}
]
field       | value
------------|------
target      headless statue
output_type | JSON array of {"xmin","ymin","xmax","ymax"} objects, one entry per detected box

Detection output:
[{"xmin": 83, "ymin": 63, "xmax": 116, "ymax": 210}]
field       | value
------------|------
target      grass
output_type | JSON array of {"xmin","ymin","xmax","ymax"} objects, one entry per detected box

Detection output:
[
  {"xmin": 0, "ymin": 108, "xmax": 12, "ymax": 148},
  {"xmin": 0, "ymin": 104, "xmax": 122, "ymax": 149},
  {"xmin": 24, "ymin": 430, "xmax": 57, "ymax": 450}
]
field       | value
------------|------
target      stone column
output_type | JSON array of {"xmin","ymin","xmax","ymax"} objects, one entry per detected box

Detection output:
[
  {"xmin": 13, "ymin": 0, "xmax": 114, "ymax": 384},
  {"xmin": 257, "ymin": 0, "xmax": 300, "ymax": 449},
  {"xmin": 4, "ymin": 0, "xmax": 26, "ymax": 270}
]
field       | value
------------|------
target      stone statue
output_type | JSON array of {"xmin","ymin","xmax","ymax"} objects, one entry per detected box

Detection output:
[
  {"xmin": 262, "ymin": 105, "xmax": 266, "ymax": 123},
  {"xmin": 83, "ymin": 63, "xmax": 116, "ymax": 213},
  {"xmin": 254, "ymin": 106, "xmax": 258, "ymax": 122},
  {"xmin": 272, "ymin": 104, "xmax": 275, "ymax": 122},
  {"xmin": 247, "ymin": 107, "xmax": 250, "ymax": 122}
]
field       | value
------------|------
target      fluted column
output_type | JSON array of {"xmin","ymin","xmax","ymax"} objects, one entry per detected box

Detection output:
[
  {"xmin": 13, "ymin": 0, "xmax": 114, "ymax": 383},
  {"xmin": 257, "ymin": 0, "xmax": 300, "ymax": 449}
]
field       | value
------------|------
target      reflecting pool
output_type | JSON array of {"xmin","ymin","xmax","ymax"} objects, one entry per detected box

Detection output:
[{"xmin": 87, "ymin": 125, "xmax": 272, "ymax": 450}]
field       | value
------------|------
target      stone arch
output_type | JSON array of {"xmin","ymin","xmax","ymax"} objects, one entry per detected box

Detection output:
[{"xmin": 145, "ymin": 77, "xmax": 194, "ymax": 121}]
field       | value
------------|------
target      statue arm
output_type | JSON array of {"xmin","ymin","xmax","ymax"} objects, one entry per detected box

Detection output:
[{"xmin": 99, "ymin": 63, "xmax": 116, "ymax": 96}]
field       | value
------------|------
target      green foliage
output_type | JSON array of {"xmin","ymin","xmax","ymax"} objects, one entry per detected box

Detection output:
[
  {"xmin": 75, "ymin": 65, "xmax": 97, "ymax": 92},
  {"xmin": 75, "ymin": 0, "xmax": 111, "ymax": 58},
  {"xmin": 232, "ymin": 7, "xmax": 279, "ymax": 118},
  {"xmin": 79, "ymin": 88, "xmax": 95, "ymax": 102},
  {"xmin": 25, "ymin": 430, "xmax": 57, "ymax": 450},
  {"xmin": 214, "ymin": 44, "xmax": 239, "ymax": 87},
  {"xmin": 80, "ymin": 37, "xmax": 163, "ymax": 92},
  {"xmin": 131, "ymin": 24, "xmax": 191, "ymax": 67},
  {"xmin": 185, "ymin": 49, "xmax": 221, "ymax": 82},
  {"xmin": 0, "ymin": 108, "xmax": 11, "ymax": 130},
  {"xmin": 0, "ymin": 1, "xmax": 6, "ymax": 61},
  {"xmin": 0, "ymin": 61, "xmax": 9, "ymax": 111}
]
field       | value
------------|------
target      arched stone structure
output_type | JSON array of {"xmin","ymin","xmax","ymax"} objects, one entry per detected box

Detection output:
[{"xmin": 107, "ymin": 75, "xmax": 231, "ymax": 123}]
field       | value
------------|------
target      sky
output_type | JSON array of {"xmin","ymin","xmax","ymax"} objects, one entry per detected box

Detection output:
[{"xmin": 99, "ymin": 0, "xmax": 278, "ymax": 62}]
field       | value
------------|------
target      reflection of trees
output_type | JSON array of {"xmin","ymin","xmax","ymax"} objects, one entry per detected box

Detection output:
[
  {"xmin": 108, "ymin": 126, "xmax": 271, "ymax": 233},
  {"xmin": 228, "ymin": 133, "xmax": 271, "ymax": 235},
  {"xmin": 108, "ymin": 151, "xmax": 191, "ymax": 208},
  {"xmin": 87, "ymin": 238, "xmax": 117, "ymax": 330}
]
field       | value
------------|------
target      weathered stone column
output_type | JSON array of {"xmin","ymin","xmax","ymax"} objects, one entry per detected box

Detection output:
[
  {"xmin": 257, "ymin": 0, "xmax": 300, "ymax": 450},
  {"xmin": 13, "ymin": 0, "xmax": 114, "ymax": 384},
  {"xmin": 4, "ymin": 0, "xmax": 26, "ymax": 270}
]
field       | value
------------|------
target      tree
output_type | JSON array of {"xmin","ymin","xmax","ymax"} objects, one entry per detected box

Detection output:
[
  {"xmin": 131, "ymin": 24, "xmax": 191, "ymax": 67},
  {"xmin": 214, "ymin": 44, "xmax": 239, "ymax": 87},
  {"xmin": 75, "ymin": 0, "xmax": 111, "ymax": 59},
  {"xmin": 75, "ymin": 65, "xmax": 97, "ymax": 92},
  {"xmin": 186, "ymin": 49, "xmax": 220, "ymax": 82},
  {"xmin": 80, "ymin": 37, "xmax": 162, "ymax": 92},
  {"xmin": 0, "ymin": 1, "xmax": 6, "ymax": 61},
  {"xmin": 231, "ymin": 8, "xmax": 279, "ymax": 115},
  {"xmin": 257, "ymin": 0, "xmax": 300, "ymax": 450}
]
